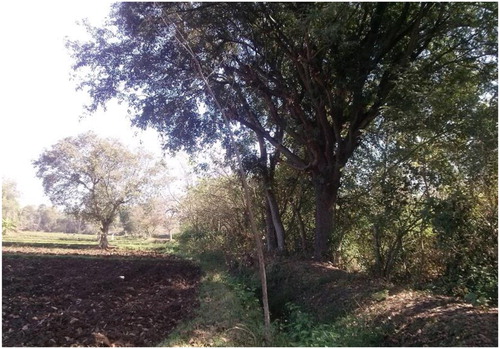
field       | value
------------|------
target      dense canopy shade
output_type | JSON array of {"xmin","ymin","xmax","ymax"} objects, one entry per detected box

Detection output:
[{"xmin": 68, "ymin": 2, "xmax": 497, "ymax": 257}]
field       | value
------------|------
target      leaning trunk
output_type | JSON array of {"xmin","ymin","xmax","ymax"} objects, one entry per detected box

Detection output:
[
  {"xmin": 265, "ymin": 189, "xmax": 286, "ymax": 253},
  {"xmin": 258, "ymin": 134, "xmax": 286, "ymax": 253}
]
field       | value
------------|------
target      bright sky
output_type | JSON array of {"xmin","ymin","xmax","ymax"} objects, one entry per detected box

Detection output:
[{"xmin": 0, "ymin": 2, "xmax": 195, "ymax": 207}]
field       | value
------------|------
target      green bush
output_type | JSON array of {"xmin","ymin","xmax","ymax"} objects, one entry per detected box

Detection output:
[
  {"xmin": 273, "ymin": 303, "xmax": 383, "ymax": 347},
  {"xmin": 430, "ymin": 191, "xmax": 498, "ymax": 303}
]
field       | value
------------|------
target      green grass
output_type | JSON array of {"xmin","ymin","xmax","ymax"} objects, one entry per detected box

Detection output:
[
  {"xmin": 3, "ymin": 230, "xmax": 96, "ymax": 245},
  {"xmin": 271, "ymin": 303, "xmax": 384, "ymax": 347},
  {"xmin": 1, "ymin": 231, "xmax": 181, "ymax": 252},
  {"xmin": 160, "ymin": 251, "xmax": 267, "ymax": 347}
]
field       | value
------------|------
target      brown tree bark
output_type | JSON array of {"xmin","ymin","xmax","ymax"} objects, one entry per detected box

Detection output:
[
  {"xmin": 257, "ymin": 134, "xmax": 286, "ymax": 254},
  {"xmin": 264, "ymin": 201, "xmax": 278, "ymax": 252},
  {"xmin": 312, "ymin": 180, "xmax": 334, "ymax": 259},
  {"xmin": 99, "ymin": 223, "xmax": 110, "ymax": 250},
  {"xmin": 311, "ymin": 168, "xmax": 342, "ymax": 259}
]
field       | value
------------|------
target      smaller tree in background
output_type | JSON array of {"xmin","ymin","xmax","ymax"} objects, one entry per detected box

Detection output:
[
  {"xmin": 120, "ymin": 197, "xmax": 176, "ymax": 238},
  {"xmin": 19, "ymin": 205, "xmax": 40, "ymax": 231},
  {"xmin": 34, "ymin": 132, "xmax": 165, "ymax": 249},
  {"xmin": 36, "ymin": 204, "xmax": 60, "ymax": 232},
  {"xmin": 2, "ymin": 179, "xmax": 21, "ymax": 235},
  {"xmin": 19, "ymin": 204, "xmax": 91, "ymax": 234}
]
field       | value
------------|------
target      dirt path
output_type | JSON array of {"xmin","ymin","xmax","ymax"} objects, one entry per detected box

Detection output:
[{"xmin": 2, "ymin": 251, "xmax": 201, "ymax": 347}]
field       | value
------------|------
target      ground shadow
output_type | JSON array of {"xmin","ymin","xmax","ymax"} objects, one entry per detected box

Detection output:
[{"xmin": 2, "ymin": 241, "xmax": 97, "ymax": 250}]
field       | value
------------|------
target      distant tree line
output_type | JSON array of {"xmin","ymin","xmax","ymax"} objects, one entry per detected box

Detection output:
[
  {"xmin": 2, "ymin": 176, "xmax": 177, "ymax": 238},
  {"xmin": 19, "ymin": 204, "xmax": 92, "ymax": 234},
  {"xmin": 2, "ymin": 180, "xmax": 90, "ymax": 234}
]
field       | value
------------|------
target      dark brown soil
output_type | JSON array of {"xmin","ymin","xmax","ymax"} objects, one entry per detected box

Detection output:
[{"xmin": 2, "ymin": 251, "xmax": 202, "ymax": 347}]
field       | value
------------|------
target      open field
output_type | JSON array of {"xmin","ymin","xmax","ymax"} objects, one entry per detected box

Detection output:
[
  {"xmin": 3, "ymin": 231, "xmax": 497, "ymax": 347},
  {"xmin": 2, "ymin": 231, "xmax": 179, "ymax": 258},
  {"xmin": 2, "ymin": 231, "xmax": 201, "ymax": 346}
]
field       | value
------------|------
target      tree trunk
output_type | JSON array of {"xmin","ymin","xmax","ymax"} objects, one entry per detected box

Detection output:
[
  {"xmin": 99, "ymin": 223, "xmax": 110, "ymax": 250},
  {"xmin": 295, "ymin": 207, "xmax": 308, "ymax": 254},
  {"xmin": 264, "ymin": 201, "xmax": 278, "ymax": 252},
  {"xmin": 265, "ymin": 189, "xmax": 286, "ymax": 253},
  {"xmin": 258, "ymin": 133, "xmax": 286, "ymax": 254},
  {"xmin": 384, "ymin": 233, "xmax": 404, "ymax": 277},
  {"xmin": 312, "ymin": 172, "xmax": 340, "ymax": 259}
]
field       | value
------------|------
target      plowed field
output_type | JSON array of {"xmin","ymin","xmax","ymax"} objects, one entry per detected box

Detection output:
[{"xmin": 2, "ymin": 250, "xmax": 201, "ymax": 347}]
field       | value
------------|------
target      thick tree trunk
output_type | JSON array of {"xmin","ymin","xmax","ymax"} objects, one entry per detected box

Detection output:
[
  {"xmin": 312, "ymin": 172, "xmax": 340, "ymax": 260},
  {"xmin": 99, "ymin": 223, "xmax": 110, "ymax": 250},
  {"xmin": 99, "ymin": 232, "xmax": 109, "ymax": 250}
]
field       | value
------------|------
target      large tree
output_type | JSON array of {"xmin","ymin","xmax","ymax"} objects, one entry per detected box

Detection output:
[
  {"xmin": 68, "ymin": 2, "xmax": 496, "ymax": 258},
  {"xmin": 34, "ymin": 132, "xmax": 164, "ymax": 248}
]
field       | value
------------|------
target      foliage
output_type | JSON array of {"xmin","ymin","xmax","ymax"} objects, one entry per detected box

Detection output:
[
  {"xmin": 68, "ymin": 2, "xmax": 496, "ymax": 258},
  {"xmin": 19, "ymin": 204, "xmax": 93, "ymax": 234},
  {"xmin": 430, "ymin": 189, "xmax": 498, "ymax": 302},
  {"xmin": 2, "ymin": 218, "xmax": 17, "ymax": 235},
  {"xmin": 334, "ymin": 32, "xmax": 497, "ymax": 285},
  {"xmin": 178, "ymin": 175, "xmax": 261, "ymax": 267},
  {"xmin": 67, "ymin": 0, "xmax": 497, "ymax": 311},
  {"xmin": 33, "ymin": 132, "xmax": 166, "ymax": 248},
  {"xmin": 273, "ymin": 303, "xmax": 382, "ymax": 347},
  {"xmin": 119, "ymin": 197, "xmax": 177, "ymax": 237},
  {"xmin": 2, "ymin": 179, "xmax": 21, "ymax": 230}
]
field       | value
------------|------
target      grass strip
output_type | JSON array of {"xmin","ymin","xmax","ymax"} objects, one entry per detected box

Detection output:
[{"xmin": 160, "ymin": 251, "xmax": 266, "ymax": 347}]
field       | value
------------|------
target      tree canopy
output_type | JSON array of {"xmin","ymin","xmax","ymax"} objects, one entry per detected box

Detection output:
[
  {"xmin": 68, "ymin": 2, "xmax": 497, "ymax": 258},
  {"xmin": 34, "ymin": 132, "xmax": 165, "ymax": 248}
]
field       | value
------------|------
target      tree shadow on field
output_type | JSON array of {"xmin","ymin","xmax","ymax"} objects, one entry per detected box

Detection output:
[
  {"xmin": 265, "ymin": 259, "xmax": 391, "ymax": 322},
  {"xmin": 2, "ymin": 241, "xmax": 96, "ymax": 250},
  {"xmin": 368, "ymin": 294, "xmax": 499, "ymax": 347}
]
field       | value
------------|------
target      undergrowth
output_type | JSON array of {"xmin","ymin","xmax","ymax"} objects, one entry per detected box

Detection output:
[
  {"xmin": 272, "ymin": 303, "xmax": 384, "ymax": 347},
  {"xmin": 164, "ymin": 237, "xmax": 387, "ymax": 347},
  {"xmin": 160, "ymin": 251, "xmax": 267, "ymax": 347},
  {"xmin": 179, "ymin": 255, "xmax": 386, "ymax": 347}
]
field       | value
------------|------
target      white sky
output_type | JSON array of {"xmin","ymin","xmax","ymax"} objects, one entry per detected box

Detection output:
[{"xmin": 0, "ymin": 1, "xmax": 192, "ymax": 206}]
